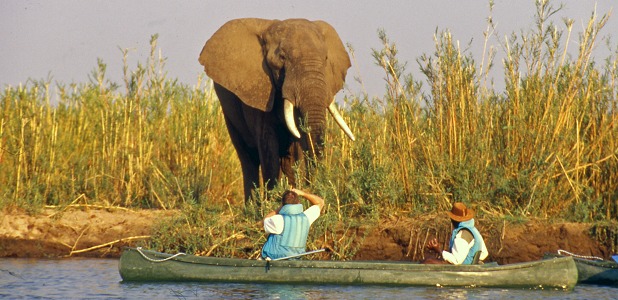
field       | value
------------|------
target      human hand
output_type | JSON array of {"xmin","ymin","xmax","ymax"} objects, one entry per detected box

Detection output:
[
  {"xmin": 291, "ymin": 188, "xmax": 305, "ymax": 197},
  {"xmin": 426, "ymin": 238, "xmax": 442, "ymax": 253}
]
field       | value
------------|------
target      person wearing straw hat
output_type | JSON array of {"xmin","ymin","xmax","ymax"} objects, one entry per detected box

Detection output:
[
  {"xmin": 261, "ymin": 189, "xmax": 325, "ymax": 260},
  {"xmin": 424, "ymin": 202, "xmax": 488, "ymax": 265}
]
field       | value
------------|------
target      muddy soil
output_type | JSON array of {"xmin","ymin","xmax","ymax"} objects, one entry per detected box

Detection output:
[{"xmin": 0, "ymin": 208, "xmax": 613, "ymax": 264}]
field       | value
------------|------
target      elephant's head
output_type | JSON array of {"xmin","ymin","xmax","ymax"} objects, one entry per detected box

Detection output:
[{"xmin": 198, "ymin": 18, "xmax": 355, "ymax": 157}]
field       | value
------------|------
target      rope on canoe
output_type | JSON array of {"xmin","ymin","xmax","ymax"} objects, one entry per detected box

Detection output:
[
  {"xmin": 136, "ymin": 247, "xmax": 186, "ymax": 262},
  {"xmin": 557, "ymin": 249, "xmax": 604, "ymax": 261}
]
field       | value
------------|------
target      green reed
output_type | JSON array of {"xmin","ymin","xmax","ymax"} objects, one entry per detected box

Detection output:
[{"xmin": 1, "ymin": 0, "xmax": 616, "ymax": 257}]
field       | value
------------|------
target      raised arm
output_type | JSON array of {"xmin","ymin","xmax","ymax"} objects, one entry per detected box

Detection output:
[{"xmin": 292, "ymin": 188, "xmax": 325, "ymax": 210}]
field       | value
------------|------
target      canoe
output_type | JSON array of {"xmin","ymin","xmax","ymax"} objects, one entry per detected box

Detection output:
[
  {"xmin": 119, "ymin": 248, "xmax": 578, "ymax": 289},
  {"xmin": 545, "ymin": 253, "xmax": 618, "ymax": 286}
]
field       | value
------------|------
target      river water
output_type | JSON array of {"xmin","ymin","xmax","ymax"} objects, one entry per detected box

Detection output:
[{"xmin": 1, "ymin": 258, "xmax": 615, "ymax": 299}]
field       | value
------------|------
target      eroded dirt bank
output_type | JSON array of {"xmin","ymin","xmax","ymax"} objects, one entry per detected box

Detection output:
[{"xmin": 0, "ymin": 208, "xmax": 613, "ymax": 264}]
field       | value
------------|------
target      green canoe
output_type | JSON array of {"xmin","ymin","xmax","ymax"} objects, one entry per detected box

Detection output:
[
  {"xmin": 119, "ymin": 247, "xmax": 578, "ymax": 290},
  {"xmin": 545, "ymin": 252, "xmax": 618, "ymax": 286}
]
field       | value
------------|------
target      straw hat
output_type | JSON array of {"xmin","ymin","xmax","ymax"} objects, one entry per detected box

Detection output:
[{"xmin": 447, "ymin": 202, "xmax": 475, "ymax": 222}]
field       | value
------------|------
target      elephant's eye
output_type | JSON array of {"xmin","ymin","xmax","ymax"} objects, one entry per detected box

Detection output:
[{"xmin": 278, "ymin": 52, "xmax": 286, "ymax": 61}]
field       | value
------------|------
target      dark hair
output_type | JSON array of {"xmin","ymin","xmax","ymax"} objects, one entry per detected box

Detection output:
[{"xmin": 281, "ymin": 190, "xmax": 299, "ymax": 205}]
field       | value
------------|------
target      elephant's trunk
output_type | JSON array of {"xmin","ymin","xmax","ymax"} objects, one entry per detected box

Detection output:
[
  {"xmin": 283, "ymin": 98, "xmax": 326, "ymax": 157},
  {"xmin": 282, "ymin": 64, "xmax": 328, "ymax": 156},
  {"xmin": 284, "ymin": 100, "xmax": 354, "ymax": 142},
  {"xmin": 303, "ymin": 100, "xmax": 327, "ymax": 158}
]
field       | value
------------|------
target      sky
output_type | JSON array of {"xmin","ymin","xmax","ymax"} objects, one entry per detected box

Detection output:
[{"xmin": 1, "ymin": 1, "xmax": 616, "ymax": 101}]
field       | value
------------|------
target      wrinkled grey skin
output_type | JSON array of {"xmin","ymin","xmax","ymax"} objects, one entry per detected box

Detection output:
[{"xmin": 199, "ymin": 18, "xmax": 354, "ymax": 203}]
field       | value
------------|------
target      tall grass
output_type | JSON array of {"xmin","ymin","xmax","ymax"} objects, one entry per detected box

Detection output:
[
  {"xmin": 332, "ymin": 0, "xmax": 618, "ymax": 222},
  {"xmin": 1, "ymin": 0, "xmax": 616, "ymax": 257},
  {"xmin": 1, "ymin": 35, "xmax": 242, "ymax": 211}
]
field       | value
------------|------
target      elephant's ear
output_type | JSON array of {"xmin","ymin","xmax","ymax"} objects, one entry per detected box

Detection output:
[
  {"xmin": 199, "ymin": 18, "xmax": 275, "ymax": 112},
  {"xmin": 314, "ymin": 21, "xmax": 351, "ymax": 102}
]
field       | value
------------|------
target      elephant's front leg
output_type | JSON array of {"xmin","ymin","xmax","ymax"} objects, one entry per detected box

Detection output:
[
  {"xmin": 280, "ymin": 141, "xmax": 302, "ymax": 188},
  {"xmin": 257, "ymin": 122, "xmax": 283, "ymax": 192}
]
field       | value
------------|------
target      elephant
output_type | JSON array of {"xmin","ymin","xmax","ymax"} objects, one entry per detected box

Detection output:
[{"xmin": 198, "ymin": 18, "xmax": 355, "ymax": 203}]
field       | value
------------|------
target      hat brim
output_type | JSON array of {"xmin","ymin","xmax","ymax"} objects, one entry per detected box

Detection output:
[{"xmin": 448, "ymin": 208, "xmax": 475, "ymax": 222}]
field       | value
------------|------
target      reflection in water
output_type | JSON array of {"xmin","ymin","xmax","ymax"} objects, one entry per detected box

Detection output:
[{"xmin": 1, "ymin": 258, "xmax": 616, "ymax": 299}]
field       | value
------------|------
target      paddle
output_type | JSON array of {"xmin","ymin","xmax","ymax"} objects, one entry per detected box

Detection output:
[{"xmin": 267, "ymin": 248, "xmax": 327, "ymax": 261}]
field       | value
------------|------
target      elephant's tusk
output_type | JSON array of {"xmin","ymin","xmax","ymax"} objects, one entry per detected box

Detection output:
[
  {"xmin": 328, "ymin": 101, "xmax": 355, "ymax": 141},
  {"xmin": 284, "ymin": 99, "xmax": 301, "ymax": 139}
]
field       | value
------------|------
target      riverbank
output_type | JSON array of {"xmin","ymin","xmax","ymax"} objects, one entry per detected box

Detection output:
[{"xmin": 0, "ymin": 207, "xmax": 614, "ymax": 264}]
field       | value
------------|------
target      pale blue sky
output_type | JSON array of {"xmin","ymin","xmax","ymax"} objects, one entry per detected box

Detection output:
[{"xmin": 1, "ymin": 1, "xmax": 616, "ymax": 100}]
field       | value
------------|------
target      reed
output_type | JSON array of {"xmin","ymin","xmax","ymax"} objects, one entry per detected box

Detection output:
[
  {"xmin": 1, "ymin": 0, "xmax": 616, "ymax": 257},
  {"xmin": 0, "ymin": 35, "xmax": 241, "ymax": 211}
]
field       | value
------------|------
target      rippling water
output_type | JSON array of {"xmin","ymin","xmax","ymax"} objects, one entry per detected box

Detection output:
[{"xmin": 1, "ymin": 258, "xmax": 615, "ymax": 299}]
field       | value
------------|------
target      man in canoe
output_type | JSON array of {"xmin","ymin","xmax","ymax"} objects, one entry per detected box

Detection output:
[
  {"xmin": 261, "ymin": 188, "xmax": 325, "ymax": 260},
  {"xmin": 424, "ymin": 202, "xmax": 488, "ymax": 265}
]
